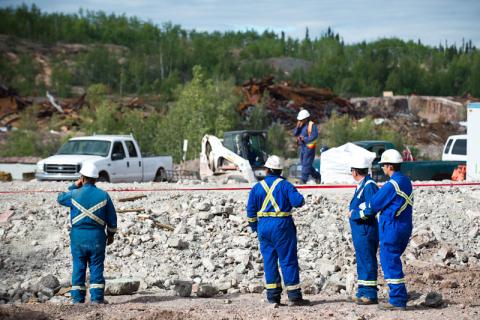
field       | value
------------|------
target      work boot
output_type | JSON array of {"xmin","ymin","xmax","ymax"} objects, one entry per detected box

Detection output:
[
  {"xmin": 378, "ymin": 302, "xmax": 406, "ymax": 311},
  {"xmin": 355, "ymin": 297, "xmax": 378, "ymax": 305},
  {"xmin": 288, "ymin": 298, "xmax": 311, "ymax": 307},
  {"xmin": 91, "ymin": 299, "xmax": 109, "ymax": 305}
]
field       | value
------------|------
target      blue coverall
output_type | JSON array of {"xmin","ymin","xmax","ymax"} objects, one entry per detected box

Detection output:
[
  {"xmin": 246, "ymin": 174, "xmax": 305, "ymax": 303},
  {"xmin": 360, "ymin": 172, "xmax": 413, "ymax": 307},
  {"xmin": 293, "ymin": 121, "xmax": 320, "ymax": 183},
  {"xmin": 57, "ymin": 183, "xmax": 117, "ymax": 303},
  {"xmin": 349, "ymin": 175, "xmax": 379, "ymax": 300}
]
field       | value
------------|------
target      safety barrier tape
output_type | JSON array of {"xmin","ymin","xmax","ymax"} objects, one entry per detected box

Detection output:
[{"xmin": 0, "ymin": 182, "xmax": 479, "ymax": 195}]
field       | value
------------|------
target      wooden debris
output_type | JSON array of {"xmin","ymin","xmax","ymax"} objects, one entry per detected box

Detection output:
[
  {"xmin": 154, "ymin": 222, "xmax": 175, "ymax": 231},
  {"xmin": 118, "ymin": 195, "xmax": 147, "ymax": 202},
  {"xmin": 117, "ymin": 208, "xmax": 145, "ymax": 213}
]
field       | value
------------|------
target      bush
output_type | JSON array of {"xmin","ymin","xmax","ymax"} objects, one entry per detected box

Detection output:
[{"xmin": 320, "ymin": 114, "xmax": 405, "ymax": 149}]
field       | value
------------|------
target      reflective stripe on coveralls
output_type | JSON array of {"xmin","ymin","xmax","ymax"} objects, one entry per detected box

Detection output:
[
  {"xmin": 71, "ymin": 285, "xmax": 86, "ymax": 291},
  {"xmin": 71, "ymin": 199, "xmax": 107, "ymax": 225},
  {"xmin": 257, "ymin": 179, "xmax": 291, "ymax": 218},
  {"xmin": 389, "ymin": 180, "xmax": 414, "ymax": 217},
  {"xmin": 90, "ymin": 284, "xmax": 105, "ymax": 289},
  {"xmin": 306, "ymin": 121, "xmax": 317, "ymax": 149}
]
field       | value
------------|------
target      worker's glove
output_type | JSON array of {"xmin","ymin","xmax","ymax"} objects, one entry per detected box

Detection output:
[
  {"xmin": 107, "ymin": 233, "xmax": 115, "ymax": 246},
  {"xmin": 249, "ymin": 222, "xmax": 258, "ymax": 233}
]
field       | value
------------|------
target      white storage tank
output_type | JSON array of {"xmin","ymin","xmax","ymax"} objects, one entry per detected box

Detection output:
[{"xmin": 467, "ymin": 102, "xmax": 480, "ymax": 181}]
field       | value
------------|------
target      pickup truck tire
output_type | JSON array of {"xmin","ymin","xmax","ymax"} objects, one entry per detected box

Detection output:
[
  {"xmin": 154, "ymin": 168, "xmax": 166, "ymax": 182},
  {"xmin": 98, "ymin": 171, "xmax": 110, "ymax": 183}
]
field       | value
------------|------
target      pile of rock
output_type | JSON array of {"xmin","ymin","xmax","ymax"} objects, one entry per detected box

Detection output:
[{"xmin": 0, "ymin": 181, "xmax": 479, "ymax": 304}]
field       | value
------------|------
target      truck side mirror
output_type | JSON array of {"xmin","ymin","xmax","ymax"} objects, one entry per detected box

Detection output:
[{"xmin": 112, "ymin": 153, "xmax": 124, "ymax": 161}]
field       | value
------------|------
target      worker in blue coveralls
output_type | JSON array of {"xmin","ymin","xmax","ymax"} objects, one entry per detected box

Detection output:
[
  {"xmin": 57, "ymin": 162, "xmax": 117, "ymax": 304},
  {"xmin": 246, "ymin": 155, "xmax": 311, "ymax": 307},
  {"xmin": 347, "ymin": 157, "xmax": 379, "ymax": 305},
  {"xmin": 357, "ymin": 149, "xmax": 413, "ymax": 311},
  {"xmin": 293, "ymin": 109, "xmax": 321, "ymax": 184}
]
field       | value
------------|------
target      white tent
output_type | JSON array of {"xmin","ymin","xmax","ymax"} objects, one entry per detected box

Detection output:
[{"xmin": 320, "ymin": 143, "xmax": 376, "ymax": 184}]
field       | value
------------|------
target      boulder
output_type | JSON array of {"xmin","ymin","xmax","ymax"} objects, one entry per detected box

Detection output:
[
  {"xmin": 105, "ymin": 278, "xmax": 140, "ymax": 296},
  {"xmin": 173, "ymin": 280, "xmax": 192, "ymax": 297},
  {"xmin": 197, "ymin": 284, "xmax": 218, "ymax": 298}
]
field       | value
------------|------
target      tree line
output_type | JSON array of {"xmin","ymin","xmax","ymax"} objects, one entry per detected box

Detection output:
[{"xmin": 1, "ymin": 4, "xmax": 479, "ymax": 98}]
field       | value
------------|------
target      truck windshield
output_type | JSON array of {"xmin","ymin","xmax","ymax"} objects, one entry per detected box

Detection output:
[{"xmin": 57, "ymin": 140, "xmax": 111, "ymax": 157}]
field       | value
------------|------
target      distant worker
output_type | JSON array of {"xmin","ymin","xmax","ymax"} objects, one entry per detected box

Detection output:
[
  {"xmin": 293, "ymin": 109, "xmax": 321, "ymax": 183},
  {"xmin": 246, "ymin": 155, "xmax": 310, "ymax": 307},
  {"xmin": 347, "ymin": 157, "xmax": 379, "ymax": 305},
  {"xmin": 57, "ymin": 162, "xmax": 117, "ymax": 304},
  {"xmin": 359, "ymin": 149, "xmax": 413, "ymax": 311}
]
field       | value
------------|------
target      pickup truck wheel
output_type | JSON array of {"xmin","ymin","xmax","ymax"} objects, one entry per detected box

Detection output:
[
  {"xmin": 154, "ymin": 168, "xmax": 166, "ymax": 182},
  {"xmin": 98, "ymin": 172, "xmax": 110, "ymax": 183}
]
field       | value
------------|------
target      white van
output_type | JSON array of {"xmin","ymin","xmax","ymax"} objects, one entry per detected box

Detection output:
[{"xmin": 442, "ymin": 134, "xmax": 467, "ymax": 161}]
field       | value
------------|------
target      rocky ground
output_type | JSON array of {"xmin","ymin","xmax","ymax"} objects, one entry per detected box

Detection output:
[{"xmin": 1, "ymin": 180, "xmax": 480, "ymax": 319}]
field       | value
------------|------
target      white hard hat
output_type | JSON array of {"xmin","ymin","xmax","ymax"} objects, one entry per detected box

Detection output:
[
  {"xmin": 264, "ymin": 155, "xmax": 284, "ymax": 170},
  {"xmin": 350, "ymin": 157, "xmax": 373, "ymax": 169},
  {"xmin": 79, "ymin": 162, "xmax": 99, "ymax": 178},
  {"xmin": 297, "ymin": 109, "xmax": 310, "ymax": 120},
  {"xmin": 379, "ymin": 149, "xmax": 403, "ymax": 164}
]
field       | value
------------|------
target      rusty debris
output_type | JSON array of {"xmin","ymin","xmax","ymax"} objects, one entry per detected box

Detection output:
[{"xmin": 239, "ymin": 77, "xmax": 355, "ymax": 126}]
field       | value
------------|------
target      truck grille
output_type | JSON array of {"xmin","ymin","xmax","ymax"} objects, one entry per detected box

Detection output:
[{"xmin": 44, "ymin": 164, "xmax": 80, "ymax": 174}]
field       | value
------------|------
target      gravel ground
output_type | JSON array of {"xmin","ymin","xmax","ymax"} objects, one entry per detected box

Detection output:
[{"xmin": 1, "ymin": 180, "xmax": 480, "ymax": 319}]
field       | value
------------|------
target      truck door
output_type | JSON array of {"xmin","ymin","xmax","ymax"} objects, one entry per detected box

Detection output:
[
  {"xmin": 124, "ymin": 140, "xmax": 143, "ymax": 182},
  {"xmin": 110, "ymin": 141, "xmax": 129, "ymax": 182}
]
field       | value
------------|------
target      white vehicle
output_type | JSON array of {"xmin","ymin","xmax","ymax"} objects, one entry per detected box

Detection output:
[
  {"xmin": 442, "ymin": 134, "xmax": 467, "ymax": 161},
  {"xmin": 36, "ymin": 135, "xmax": 173, "ymax": 183}
]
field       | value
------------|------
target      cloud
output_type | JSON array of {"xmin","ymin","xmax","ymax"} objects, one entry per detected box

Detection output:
[{"xmin": 1, "ymin": 0, "xmax": 479, "ymax": 46}]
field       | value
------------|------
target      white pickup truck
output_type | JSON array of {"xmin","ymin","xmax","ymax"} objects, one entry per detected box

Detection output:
[{"xmin": 35, "ymin": 135, "xmax": 173, "ymax": 183}]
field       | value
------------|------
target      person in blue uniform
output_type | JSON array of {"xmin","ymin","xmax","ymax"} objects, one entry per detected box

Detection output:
[
  {"xmin": 358, "ymin": 149, "xmax": 413, "ymax": 311},
  {"xmin": 347, "ymin": 157, "xmax": 379, "ymax": 305},
  {"xmin": 246, "ymin": 155, "xmax": 310, "ymax": 307},
  {"xmin": 293, "ymin": 109, "xmax": 321, "ymax": 184},
  {"xmin": 57, "ymin": 162, "xmax": 117, "ymax": 304}
]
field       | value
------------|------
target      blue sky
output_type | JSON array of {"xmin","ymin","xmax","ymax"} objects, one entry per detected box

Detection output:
[{"xmin": 1, "ymin": 0, "xmax": 479, "ymax": 46}]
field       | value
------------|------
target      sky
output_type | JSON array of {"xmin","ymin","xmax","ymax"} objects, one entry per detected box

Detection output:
[{"xmin": 1, "ymin": 0, "xmax": 479, "ymax": 46}]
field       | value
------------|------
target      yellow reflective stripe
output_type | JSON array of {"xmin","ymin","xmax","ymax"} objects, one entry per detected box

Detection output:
[
  {"xmin": 257, "ymin": 212, "xmax": 291, "ymax": 217},
  {"xmin": 386, "ymin": 278, "xmax": 405, "ymax": 284},
  {"xmin": 388, "ymin": 180, "xmax": 413, "ymax": 217},
  {"xmin": 265, "ymin": 283, "xmax": 281, "ymax": 289},
  {"xmin": 71, "ymin": 199, "xmax": 107, "ymax": 226},
  {"xmin": 247, "ymin": 217, "xmax": 258, "ymax": 222},
  {"xmin": 358, "ymin": 280, "xmax": 377, "ymax": 286},
  {"xmin": 259, "ymin": 178, "xmax": 283, "ymax": 213},
  {"xmin": 71, "ymin": 285, "xmax": 86, "ymax": 291},
  {"xmin": 90, "ymin": 283, "xmax": 105, "ymax": 289},
  {"xmin": 107, "ymin": 227, "xmax": 117, "ymax": 233},
  {"xmin": 286, "ymin": 284, "xmax": 301, "ymax": 291}
]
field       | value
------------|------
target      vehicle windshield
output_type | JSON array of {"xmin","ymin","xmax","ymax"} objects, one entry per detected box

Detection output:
[
  {"xmin": 57, "ymin": 140, "xmax": 111, "ymax": 157},
  {"xmin": 243, "ymin": 133, "xmax": 268, "ymax": 166}
]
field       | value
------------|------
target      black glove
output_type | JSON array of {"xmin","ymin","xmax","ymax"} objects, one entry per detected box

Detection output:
[{"xmin": 107, "ymin": 233, "xmax": 115, "ymax": 246}]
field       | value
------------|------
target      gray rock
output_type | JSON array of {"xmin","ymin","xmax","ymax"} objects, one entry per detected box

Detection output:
[
  {"xmin": 167, "ymin": 237, "xmax": 188, "ymax": 249},
  {"xmin": 248, "ymin": 282, "xmax": 263, "ymax": 293},
  {"xmin": 424, "ymin": 292, "xmax": 443, "ymax": 308},
  {"xmin": 173, "ymin": 280, "xmax": 192, "ymax": 297},
  {"xmin": 318, "ymin": 261, "xmax": 340, "ymax": 276},
  {"xmin": 197, "ymin": 284, "xmax": 218, "ymax": 298},
  {"xmin": 202, "ymin": 258, "xmax": 216, "ymax": 272},
  {"xmin": 36, "ymin": 274, "xmax": 60, "ymax": 291},
  {"xmin": 105, "ymin": 278, "xmax": 140, "ymax": 296},
  {"xmin": 47, "ymin": 296, "xmax": 69, "ymax": 304},
  {"xmin": 437, "ymin": 247, "xmax": 453, "ymax": 261}
]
